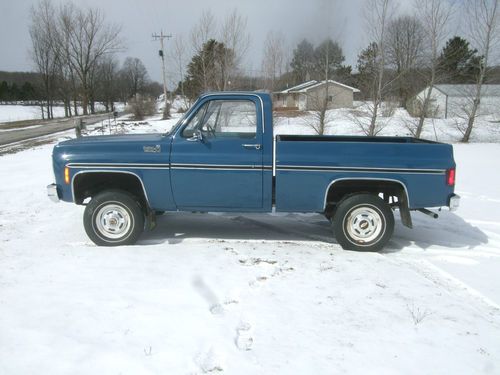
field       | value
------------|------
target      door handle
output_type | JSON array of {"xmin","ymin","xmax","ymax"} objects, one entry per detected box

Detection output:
[{"xmin": 242, "ymin": 144, "xmax": 261, "ymax": 150}]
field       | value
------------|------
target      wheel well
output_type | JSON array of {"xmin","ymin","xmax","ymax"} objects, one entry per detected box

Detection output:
[
  {"xmin": 325, "ymin": 179, "xmax": 412, "ymax": 227},
  {"xmin": 72, "ymin": 172, "xmax": 148, "ymax": 209}
]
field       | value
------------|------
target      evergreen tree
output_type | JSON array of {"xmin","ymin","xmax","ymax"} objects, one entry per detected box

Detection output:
[
  {"xmin": 312, "ymin": 39, "xmax": 345, "ymax": 81},
  {"xmin": 182, "ymin": 39, "xmax": 233, "ymax": 99},
  {"xmin": 9, "ymin": 83, "xmax": 20, "ymax": 101},
  {"xmin": 336, "ymin": 65, "xmax": 356, "ymax": 87},
  {"xmin": 290, "ymin": 39, "xmax": 315, "ymax": 83},
  {"xmin": 356, "ymin": 42, "xmax": 380, "ymax": 99},
  {"xmin": 0, "ymin": 81, "xmax": 8, "ymax": 101},
  {"xmin": 438, "ymin": 37, "xmax": 481, "ymax": 83},
  {"xmin": 20, "ymin": 82, "xmax": 35, "ymax": 100}
]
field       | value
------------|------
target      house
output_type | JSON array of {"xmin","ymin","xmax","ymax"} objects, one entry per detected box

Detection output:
[
  {"xmin": 414, "ymin": 84, "xmax": 500, "ymax": 118},
  {"xmin": 273, "ymin": 80, "xmax": 360, "ymax": 111}
]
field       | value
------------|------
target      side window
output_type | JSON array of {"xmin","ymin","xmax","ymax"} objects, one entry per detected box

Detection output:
[
  {"xmin": 182, "ymin": 100, "xmax": 257, "ymax": 139},
  {"xmin": 214, "ymin": 101, "xmax": 257, "ymax": 138}
]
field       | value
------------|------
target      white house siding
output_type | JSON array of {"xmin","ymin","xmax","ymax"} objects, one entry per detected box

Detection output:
[
  {"xmin": 415, "ymin": 88, "xmax": 448, "ymax": 118},
  {"xmin": 305, "ymin": 84, "xmax": 355, "ymax": 110},
  {"xmin": 415, "ymin": 85, "xmax": 500, "ymax": 118},
  {"xmin": 273, "ymin": 80, "xmax": 359, "ymax": 111},
  {"xmin": 298, "ymin": 95, "xmax": 307, "ymax": 110}
]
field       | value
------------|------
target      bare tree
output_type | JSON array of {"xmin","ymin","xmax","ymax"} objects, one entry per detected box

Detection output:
[
  {"xmin": 299, "ymin": 0, "xmax": 348, "ymax": 135},
  {"xmin": 29, "ymin": 0, "xmax": 59, "ymax": 119},
  {"xmin": 261, "ymin": 31, "xmax": 286, "ymax": 91},
  {"xmin": 303, "ymin": 83, "xmax": 338, "ymax": 135},
  {"xmin": 219, "ymin": 9, "xmax": 250, "ymax": 90},
  {"xmin": 190, "ymin": 10, "xmax": 216, "ymax": 92},
  {"xmin": 363, "ymin": 0, "xmax": 395, "ymax": 136},
  {"xmin": 386, "ymin": 15, "xmax": 425, "ymax": 106},
  {"xmin": 120, "ymin": 57, "xmax": 149, "ymax": 99},
  {"xmin": 412, "ymin": 0, "xmax": 453, "ymax": 138},
  {"xmin": 95, "ymin": 56, "xmax": 119, "ymax": 112},
  {"xmin": 56, "ymin": 7, "xmax": 80, "ymax": 116},
  {"xmin": 169, "ymin": 34, "xmax": 190, "ymax": 109},
  {"xmin": 305, "ymin": 40, "xmax": 340, "ymax": 135},
  {"xmin": 59, "ymin": 3, "xmax": 122, "ymax": 114},
  {"xmin": 461, "ymin": 0, "xmax": 500, "ymax": 142}
]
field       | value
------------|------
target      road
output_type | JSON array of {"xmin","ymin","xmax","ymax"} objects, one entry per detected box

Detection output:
[{"xmin": 0, "ymin": 113, "xmax": 114, "ymax": 146}]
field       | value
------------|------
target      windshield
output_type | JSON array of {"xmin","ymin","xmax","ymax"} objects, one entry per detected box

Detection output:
[
  {"xmin": 162, "ymin": 98, "xmax": 200, "ymax": 136},
  {"xmin": 163, "ymin": 111, "xmax": 188, "ymax": 136}
]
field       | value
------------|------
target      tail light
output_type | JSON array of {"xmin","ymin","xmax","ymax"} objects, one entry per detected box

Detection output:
[{"xmin": 446, "ymin": 168, "xmax": 456, "ymax": 186}]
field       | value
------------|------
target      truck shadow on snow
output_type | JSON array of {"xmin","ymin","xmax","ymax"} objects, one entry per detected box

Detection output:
[
  {"xmin": 138, "ymin": 211, "xmax": 488, "ymax": 252},
  {"xmin": 385, "ymin": 211, "xmax": 489, "ymax": 253},
  {"xmin": 139, "ymin": 212, "xmax": 337, "ymax": 245}
]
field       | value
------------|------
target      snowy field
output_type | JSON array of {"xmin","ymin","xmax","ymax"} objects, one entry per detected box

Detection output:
[
  {"xmin": 0, "ymin": 108, "xmax": 500, "ymax": 374},
  {"xmin": 0, "ymin": 103, "xmax": 124, "ymax": 124}
]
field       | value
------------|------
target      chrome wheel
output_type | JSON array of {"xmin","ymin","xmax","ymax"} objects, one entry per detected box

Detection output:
[
  {"xmin": 343, "ymin": 205, "xmax": 385, "ymax": 245},
  {"xmin": 95, "ymin": 203, "xmax": 132, "ymax": 240}
]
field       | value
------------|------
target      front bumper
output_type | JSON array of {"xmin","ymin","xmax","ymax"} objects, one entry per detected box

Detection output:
[
  {"xmin": 47, "ymin": 183, "xmax": 60, "ymax": 203},
  {"xmin": 449, "ymin": 194, "xmax": 460, "ymax": 212}
]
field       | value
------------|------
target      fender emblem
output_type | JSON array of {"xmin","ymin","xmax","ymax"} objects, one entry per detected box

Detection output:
[{"xmin": 143, "ymin": 145, "xmax": 161, "ymax": 153}]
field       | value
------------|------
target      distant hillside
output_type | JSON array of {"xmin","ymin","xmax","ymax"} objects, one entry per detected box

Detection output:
[
  {"xmin": 0, "ymin": 71, "xmax": 40, "ymax": 86},
  {"xmin": 0, "ymin": 71, "xmax": 40, "ymax": 101}
]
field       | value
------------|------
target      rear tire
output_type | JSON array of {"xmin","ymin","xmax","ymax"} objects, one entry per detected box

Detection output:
[
  {"xmin": 83, "ymin": 190, "xmax": 144, "ymax": 246},
  {"xmin": 332, "ymin": 194, "xmax": 394, "ymax": 252}
]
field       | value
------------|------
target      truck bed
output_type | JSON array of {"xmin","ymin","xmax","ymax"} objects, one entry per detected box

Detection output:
[{"xmin": 274, "ymin": 135, "xmax": 455, "ymax": 212}]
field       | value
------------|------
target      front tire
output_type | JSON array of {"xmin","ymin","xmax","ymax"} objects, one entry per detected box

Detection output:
[
  {"xmin": 332, "ymin": 194, "xmax": 394, "ymax": 252},
  {"xmin": 83, "ymin": 190, "xmax": 144, "ymax": 246}
]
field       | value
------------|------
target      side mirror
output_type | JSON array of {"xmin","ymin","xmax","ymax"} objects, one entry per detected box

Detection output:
[{"xmin": 187, "ymin": 129, "xmax": 203, "ymax": 142}]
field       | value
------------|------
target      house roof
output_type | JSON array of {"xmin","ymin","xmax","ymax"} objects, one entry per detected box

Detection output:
[
  {"xmin": 276, "ymin": 80, "xmax": 360, "ymax": 94},
  {"xmin": 277, "ymin": 80, "xmax": 319, "ymax": 94},
  {"xmin": 434, "ymin": 84, "xmax": 500, "ymax": 97}
]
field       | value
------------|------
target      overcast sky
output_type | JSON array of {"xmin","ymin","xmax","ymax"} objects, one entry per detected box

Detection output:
[{"xmin": 2, "ymin": 0, "xmax": 426, "ymax": 84}]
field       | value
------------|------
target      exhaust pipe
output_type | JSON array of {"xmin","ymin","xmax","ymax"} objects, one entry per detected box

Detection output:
[{"xmin": 418, "ymin": 208, "xmax": 439, "ymax": 219}]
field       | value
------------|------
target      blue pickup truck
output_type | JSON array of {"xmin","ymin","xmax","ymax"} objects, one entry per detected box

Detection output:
[{"xmin": 47, "ymin": 92, "xmax": 459, "ymax": 251}]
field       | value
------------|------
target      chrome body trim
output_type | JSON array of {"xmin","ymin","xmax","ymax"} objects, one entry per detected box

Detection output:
[
  {"xmin": 47, "ymin": 183, "xmax": 60, "ymax": 203},
  {"xmin": 273, "ymin": 136, "xmax": 277, "ymax": 177},
  {"xmin": 449, "ymin": 194, "xmax": 460, "ymax": 211},
  {"xmin": 277, "ymin": 165, "xmax": 446, "ymax": 174},
  {"xmin": 70, "ymin": 170, "xmax": 151, "ymax": 205},
  {"xmin": 323, "ymin": 177, "xmax": 411, "ymax": 210},
  {"xmin": 198, "ymin": 92, "xmax": 266, "ymax": 133},
  {"xmin": 67, "ymin": 163, "xmax": 170, "ymax": 169},
  {"xmin": 171, "ymin": 167, "xmax": 260, "ymax": 171},
  {"xmin": 68, "ymin": 162, "xmax": 273, "ymax": 171}
]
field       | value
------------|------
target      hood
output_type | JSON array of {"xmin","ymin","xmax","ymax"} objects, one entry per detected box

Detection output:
[
  {"xmin": 53, "ymin": 133, "xmax": 172, "ymax": 166},
  {"xmin": 58, "ymin": 133, "xmax": 165, "ymax": 146}
]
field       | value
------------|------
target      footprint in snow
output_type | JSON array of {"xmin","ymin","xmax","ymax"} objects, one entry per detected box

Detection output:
[
  {"xmin": 235, "ymin": 321, "xmax": 254, "ymax": 351},
  {"xmin": 209, "ymin": 303, "xmax": 224, "ymax": 315},
  {"xmin": 195, "ymin": 347, "xmax": 224, "ymax": 373}
]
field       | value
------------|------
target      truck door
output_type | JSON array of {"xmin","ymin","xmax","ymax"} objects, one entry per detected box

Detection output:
[{"xmin": 170, "ymin": 97, "xmax": 264, "ymax": 209}]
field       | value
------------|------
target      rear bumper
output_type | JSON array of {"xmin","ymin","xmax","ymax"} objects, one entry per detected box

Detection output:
[
  {"xmin": 449, "ymin": 194, "xmax": 460, "ymax": 211},
  {"xmin": 47, "ymin": 183, "xmax": 60, "ymax": 203}
]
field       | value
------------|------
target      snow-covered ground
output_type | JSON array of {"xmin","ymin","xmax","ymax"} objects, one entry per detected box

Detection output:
[
  {"xmin": 1, "ymin": 106, "xmax": 500, "ymax": 374},
  {"xmin": 0, "ymin": 103, "xmax": 125, "ymax": 124}
]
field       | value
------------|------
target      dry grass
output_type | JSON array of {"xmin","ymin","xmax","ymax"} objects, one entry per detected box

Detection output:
[{"xmin": 273, "ymin": 109, "xmax": 308, "ymax": 118}]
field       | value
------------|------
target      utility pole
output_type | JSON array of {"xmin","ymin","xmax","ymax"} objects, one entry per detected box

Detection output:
[{"xmin": 152, "ymin": 31, "xmax": 172, "ymax": 119}]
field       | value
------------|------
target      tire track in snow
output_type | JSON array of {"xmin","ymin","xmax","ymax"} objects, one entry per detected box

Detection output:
[
  {"xmin": 457, "ymin": 191, "xmax": 500, "ymax": 204},
  {"xmin": 384, "ymin": 255, "xmax": 500, "ymax": 324},
  {"xmin": 230, "ymin": 215, "xmax": 336, "ymax": 245}
]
